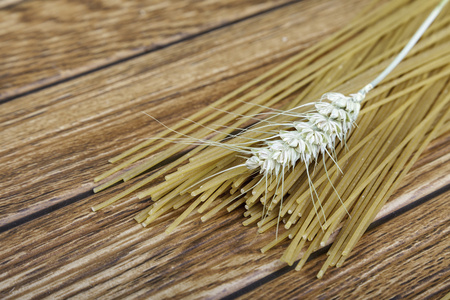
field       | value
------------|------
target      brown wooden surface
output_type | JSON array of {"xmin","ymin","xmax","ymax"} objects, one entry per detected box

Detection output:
[
  {"xmin": 0, "ymin": 0, "xmax": 449, "ymax": 299},
  {"xmin": 0, "ymin": 0, "xmax": 290, "ymax": 101}
]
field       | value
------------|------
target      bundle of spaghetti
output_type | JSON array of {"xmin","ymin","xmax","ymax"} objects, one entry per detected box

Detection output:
[{"xmin": 92, "ymin": 0, "xmax": 450, "ymax": 278}]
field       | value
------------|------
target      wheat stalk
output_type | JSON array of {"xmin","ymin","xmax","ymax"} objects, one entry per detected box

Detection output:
[{"xmin": 92, "ymin": 0, "xmax": 449, "ymax": 278}]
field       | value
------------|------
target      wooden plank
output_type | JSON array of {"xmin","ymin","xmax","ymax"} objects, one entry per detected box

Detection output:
[
  {"xmin": 0, "ymin": 0, "xmax": 448, "ymax": 298},
  {"xmin": 0, "ymin": 0, "xmax": 373, "ymax": 227},
  {"xmin": 237, "ymin": 190, "xmax": 450, "ymax": 300},
  {"xmin": 0, "ymin": 1, "xmax": 26, "ymax": 9},
  {"xmin": 377, "ymin": 133, "xmax": 449, "ymax": 217},
  {"xmin": 0, "ymin": 134, "xmax": 447, "ymax": 299},
  {"xmin": 0, "ymin": 0, "xmax": 291, "ymax": 101}
]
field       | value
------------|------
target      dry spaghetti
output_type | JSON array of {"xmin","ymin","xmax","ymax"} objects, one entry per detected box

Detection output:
[{"xmin": 92, "ymin": 0, "xmax": 450, "ymax": 278}]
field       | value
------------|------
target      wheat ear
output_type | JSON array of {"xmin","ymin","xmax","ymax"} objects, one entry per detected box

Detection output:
[
  {"xmin": 91, "ymin": 0, "xmax": 449, "ymax": 278},
  {"xmin": 245, "ymin": 0, "xmax": 447, "ymax": 179}
]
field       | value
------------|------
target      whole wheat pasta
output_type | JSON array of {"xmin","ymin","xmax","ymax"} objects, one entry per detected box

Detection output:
[{"xmin": 92, "ymin": 0, "xmax": 450, "ymax": 278}]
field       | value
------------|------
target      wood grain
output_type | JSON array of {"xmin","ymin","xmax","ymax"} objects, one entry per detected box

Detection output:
[
  {"xmin": 0, "ymin": 0, "xmax": 291, "ymax": 101},
  {"xmin": 0, "ymin": 0, "xmax": 449, "ymax": 299},
  {"xmin": 0, "ymin": 0, "xmax": 371, "ymax": 227},
  {"xmin": 238, "ymin": 189, "xmax": 450, "ymax": 300},
  {"xmin": 0, "ymin": 134, "xmax": 447, "ymax": 299}
]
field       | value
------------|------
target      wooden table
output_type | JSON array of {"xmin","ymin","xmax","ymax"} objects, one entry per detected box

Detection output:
[{"xmin": 1, "ymin": 0, "xmax": 449, "ymax": 298}]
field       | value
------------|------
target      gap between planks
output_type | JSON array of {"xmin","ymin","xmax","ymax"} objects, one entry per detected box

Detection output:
[{"xmin": 0, "ymin": 0, "xmax": 294, "ymax": 102}]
